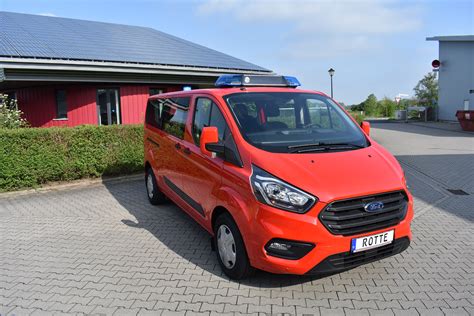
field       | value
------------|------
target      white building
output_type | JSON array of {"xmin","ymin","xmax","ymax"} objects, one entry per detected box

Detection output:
[{"xmin": 427, "ymin": 35, "xmax": 474, "ymax": 121}]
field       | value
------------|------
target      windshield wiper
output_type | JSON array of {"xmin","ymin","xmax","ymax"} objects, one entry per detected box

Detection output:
[{"xmin": 288, "ymin": 142, "xmax": 365, "ymax": 153}]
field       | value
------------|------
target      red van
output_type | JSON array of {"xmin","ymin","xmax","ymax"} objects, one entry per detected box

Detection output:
[{"xmin": 144, "ymin": 75, "xmax": 413, "ymax": 279}]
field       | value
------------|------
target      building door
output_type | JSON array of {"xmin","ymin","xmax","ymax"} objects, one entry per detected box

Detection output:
[{"xmin": 97, "ymin": 88, "xmax": 121, "ymax": 125}]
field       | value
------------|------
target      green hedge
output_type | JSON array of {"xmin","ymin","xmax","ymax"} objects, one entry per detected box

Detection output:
[{"xmin": 0, "ymin": 125, "xmax": 144, "ymax": 192}]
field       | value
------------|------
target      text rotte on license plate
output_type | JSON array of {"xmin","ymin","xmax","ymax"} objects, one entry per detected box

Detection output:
[{"xmin": 351, "ymin": 230, "xmax": 394, "ymax": 253}]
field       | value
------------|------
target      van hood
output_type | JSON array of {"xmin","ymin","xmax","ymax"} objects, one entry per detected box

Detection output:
[{"xmin": 250, "ymin": 143, "xmax": 405, "ymax": 203}]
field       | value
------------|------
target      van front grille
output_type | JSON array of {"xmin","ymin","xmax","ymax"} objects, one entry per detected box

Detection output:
[{"xmin": 319, "ymin": 191, "xmax": 408, "ymax": 236}]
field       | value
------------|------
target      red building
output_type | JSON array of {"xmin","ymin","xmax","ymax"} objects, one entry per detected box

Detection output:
[{"xmin": 0, "ymin": 12, "xmax": 271, "ymax": 127}]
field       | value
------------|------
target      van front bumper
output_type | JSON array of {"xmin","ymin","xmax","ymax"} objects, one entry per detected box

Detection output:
[
  {"xmin": 305, "ymin": 237, "xmax": 410, "ymax": 275},
  {"xmin": 245, "ymin": 196, "xmax": 413, "ymax": 275}
]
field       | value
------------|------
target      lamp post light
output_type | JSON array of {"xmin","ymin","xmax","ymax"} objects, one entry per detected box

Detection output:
[{"xmin": 328, "ymin": 68, "xmax": 335, "ymax": 98}]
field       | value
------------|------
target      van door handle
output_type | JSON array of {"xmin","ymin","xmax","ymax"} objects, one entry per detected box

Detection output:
[
  {"xmin": 183, "ymin": 147, "xmax": 191, "ymax": 155},
  {"xmin": 175, "ymin": 143, "xmax": 181, "ymax": 150}
]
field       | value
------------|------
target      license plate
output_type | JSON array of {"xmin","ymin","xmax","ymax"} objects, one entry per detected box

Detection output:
[{"xmin": 351, "ymin": 230, "xmax": 394, "ymax": 253}]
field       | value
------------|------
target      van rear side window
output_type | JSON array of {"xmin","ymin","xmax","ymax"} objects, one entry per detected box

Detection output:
[
  {"xmin": 145, "ymin": 99, "xmax": 161, "ymax": 128},
  {"xmin": 146, "ymin": 97, "xmax": 190, "ymax": 139}
]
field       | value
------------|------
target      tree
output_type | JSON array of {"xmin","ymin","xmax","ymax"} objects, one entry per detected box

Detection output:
[
  {"xmin": 378, "ymin": 97, "xmax": 396, "ymax": 117},
  {"xmin": 351, "ymin": 102, "xmax": 364, "ymax": 112},
  {"xmin": 362, "ymin": 94, "xmax": 378, "ymax": 116},
  {"xmin": 414, "ymin": 72, "xmax": 438, "ymax": 107}
]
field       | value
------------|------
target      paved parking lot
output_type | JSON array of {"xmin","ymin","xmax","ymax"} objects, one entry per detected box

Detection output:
[{"xmin": 1, "ymin": 122, "xmax": 473, "ymax": 315}]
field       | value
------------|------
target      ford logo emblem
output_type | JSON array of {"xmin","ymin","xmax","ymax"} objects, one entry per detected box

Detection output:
[{"xmin": 364, "ymin": 201, "xmax": 384, "ymax": 212}]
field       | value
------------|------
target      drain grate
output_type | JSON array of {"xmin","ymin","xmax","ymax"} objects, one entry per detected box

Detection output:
[{"xmin": 446, "ymin": 189, "xmax": 469, "ymax": 196}]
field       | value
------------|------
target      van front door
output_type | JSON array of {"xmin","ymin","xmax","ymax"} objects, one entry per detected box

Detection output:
[
  {"xmin": 97, "ymin": 88, "xmax": 121, "ymax": 125},
  {"xmin": 180, "ymin": 97, "xmax": 228, "ymax": 222}
]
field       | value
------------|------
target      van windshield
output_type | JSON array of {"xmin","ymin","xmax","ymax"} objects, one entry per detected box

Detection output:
[{"xmin": 223, "ymin": 92, "xmax": 369, "ymax": 153}]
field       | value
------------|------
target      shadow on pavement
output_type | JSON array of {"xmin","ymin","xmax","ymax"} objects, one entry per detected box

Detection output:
[
  {"xmin": 104, "ymin": 179, "xmax": 333, "ymax": 286},
  {"xmin": 397, "ymin": 153, "xmax": 474, "ymax": 223}
]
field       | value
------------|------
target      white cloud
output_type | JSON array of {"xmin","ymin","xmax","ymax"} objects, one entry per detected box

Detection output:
[
  {"xmin": 38, "ymin": 12, "xmax": 57, "ymax": 17},
  {"xmin": 197, "ymin": 0, "xmax": 422, "ymax": 58},
  {"xmin": 198, "ymin": 0, "xmax": 421, "ymax": 34}
]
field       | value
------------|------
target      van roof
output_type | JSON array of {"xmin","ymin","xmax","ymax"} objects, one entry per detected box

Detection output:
[{"xmin": 150, "ymin": 87, "xmax": 329, "ymax": 99}]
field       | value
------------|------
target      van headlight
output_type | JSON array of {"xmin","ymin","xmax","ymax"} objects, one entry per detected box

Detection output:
[{"xmin": 250, "ymin": 165, "xmax": 317, "ymax": 214}]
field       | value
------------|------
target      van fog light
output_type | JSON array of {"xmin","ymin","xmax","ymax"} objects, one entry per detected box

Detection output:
[
  {"xmin": 265, "ymin": 239, "xmax": 315, "ymax": 260},
  {"xmin": 268, "ymin": 242, "xmax": 291, "ymax": 251}
]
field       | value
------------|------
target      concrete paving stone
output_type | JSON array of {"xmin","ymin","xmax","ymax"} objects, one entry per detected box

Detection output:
[
  {"xmin": 293, "ymin": 291, "xmax": 316, "ymax": 300},
  {"xmin": 27, "ymin": 299, "xmax": 56, "ymax": 310},
  {"xmin": 319, "ymin": 307, "xmax": 345, "ymax": 316},
  {"xmin": 84, "ymin": 289, "xmax": 109, "ymax": 299},
  {"xmin": 295, "ymin": 305, "xmax": 320, "ymax": 315},
  {"xmin": 136, "ymin": 308, "xmax": 164, "ymax": 316},
  {"xmin": 344, "ymin": 308, "xmax": 370, "ymax": 316},
  {"xmin": 271, "ymin": 304, "xmax": 296, "ymax": 315},
  {"xmin": 305, "ymin": 298, "xmax": 330, "ymax": 308},
  {"xmin": 91, "ymin": 305, "xmax": 119, "ymax": 315},
  {"xmin": 246, "ymin": 303, "xmax": 271, "ymax": 314},
  {"xmin": 236, "ymin": 295, "xmax": 259, "ymax": 305},
  {"xmin": 329, "ymin": 298, "xmax": 354, "ymax": 309},
  {"xmin": 223, "ymin": 303, "xmax": 248, "ymax": 313},
  {"xmin": 213, "ymin": 295, "xmax": 237, "ymax": 305},
  {"xmin": 415, "ymin": 307, "xmax": 444, "ymax": 316},
  {"xmin": 191, "ymin": 294, "xmax": 215, "ymax": 304},
  {"xmin": 130, "ymin": 300, "xmax": 157, "ymax": 310},
  {"xmin": 47, "ymin": 302, "xmax": 76, "ymax": 313},
  {"xmin": 368, "ymin": 309, "xmax": 395, "ymax": 316},
  {"xmin": 108, "ymin": 298, "xmax": 135, "ymax": 309},
  {"xmin": 351, "ymin": 300, "xmax": 378, "ymax": 309},
  {"xmin": 113, "ymin": 307, "xmax": 141, "ymax": 315},
  {"xmin": 337, "ymin": 291, "xmax": 362, "ymax": 301},
  {"xmin": 440, "ymin": 307, "xmax": 470, "ymax": 316},
  {"xmin": 199, "ymin": 302, "xmax": 224, "ymax": 313}
]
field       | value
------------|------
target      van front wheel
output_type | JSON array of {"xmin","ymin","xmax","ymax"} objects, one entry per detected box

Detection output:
[
  {"xmin": 145, "ymin": 167, "xmax": 167, "ymax": 205},
  {"xmin": 214, "ymin": 213, "xmax": 254, "ymax": 279}
]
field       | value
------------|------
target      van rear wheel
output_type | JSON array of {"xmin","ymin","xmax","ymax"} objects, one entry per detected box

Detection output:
[
  {"xmin": 145, "ymin": 167, "xmax": 167, "ymax": 205},
  {"xmin": 214, "ymin": 213, "xmax": 254, "ymax": 279}
]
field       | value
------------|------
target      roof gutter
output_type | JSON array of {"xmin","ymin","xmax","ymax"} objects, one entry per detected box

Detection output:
[{"xmin": 0, "ymin": 57, "xmax": 273, "ymax": 77}]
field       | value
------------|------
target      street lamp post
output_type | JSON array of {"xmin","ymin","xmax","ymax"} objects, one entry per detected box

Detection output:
[{"xmin": 328, "ymin": 68, "xmax": 335, "ymax": 98}]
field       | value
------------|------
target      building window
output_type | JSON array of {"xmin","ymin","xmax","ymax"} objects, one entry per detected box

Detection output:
[
  {"xmin": 149, "ymin": 88, "xmax": 163, "ymax": 96},
  {"xmin": 55, "ymin": 90, "xmax": 68, "ymax": 119}
]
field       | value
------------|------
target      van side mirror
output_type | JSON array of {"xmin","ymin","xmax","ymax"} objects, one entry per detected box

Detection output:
[
  {"xmin": 200, "ymin": 126, "xmax": 243, "ymax": 167},
  {"xmin": 200, "ymin": 126, "xmax": 220, "ymax": 157},
  {"xmin": 360, "ymin": 121, "xmax": 370, "ymax": 135}
]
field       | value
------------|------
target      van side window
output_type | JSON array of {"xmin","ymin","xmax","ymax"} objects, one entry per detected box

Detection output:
[
  {"xmin": 193, "ymin": 98, "xmax": 228, "ymax": 145},
  {"xmin": 161, "ymin": 97, "xmax": 190, "ymax": 139},
  {"xmin": 209, "ymin": 103, "xmax": 227, "ymax": 141},
  {"xmin": 145, "ymin": 99, "xmax": 161, "ymax": 128}
]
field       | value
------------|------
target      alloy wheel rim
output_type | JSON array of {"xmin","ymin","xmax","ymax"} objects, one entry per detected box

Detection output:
[
  {"xmin": 217, "ymin": 224, "xmax": 236, "ymax": 269},
  {"xmin": 146, "ymin": 173, "xmax": 154, "ymax": 199}
]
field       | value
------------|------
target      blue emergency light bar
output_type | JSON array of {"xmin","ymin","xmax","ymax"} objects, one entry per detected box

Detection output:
[{"xmin": 215, "ymin": 74, "xmax": 301, "ymax": 88}]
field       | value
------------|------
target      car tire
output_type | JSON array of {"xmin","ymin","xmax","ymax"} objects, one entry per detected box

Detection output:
[
  {"xmin": 145, "ymin": 167, "xmax": 167, "ymax": 205},
  {"xmin": 214, "ymin": 213, "xmax": 254, "ymax": 279}
]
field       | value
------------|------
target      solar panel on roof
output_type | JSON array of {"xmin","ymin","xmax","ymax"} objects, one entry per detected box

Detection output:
[{"xmin": 0, "ymin": 11, "xmax": 270, "ymax": 72}]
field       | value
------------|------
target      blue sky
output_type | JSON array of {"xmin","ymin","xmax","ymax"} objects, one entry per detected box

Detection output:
[{"xmin": 1, "ymin": 0, "xmax": 472, "ymax": 104}]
